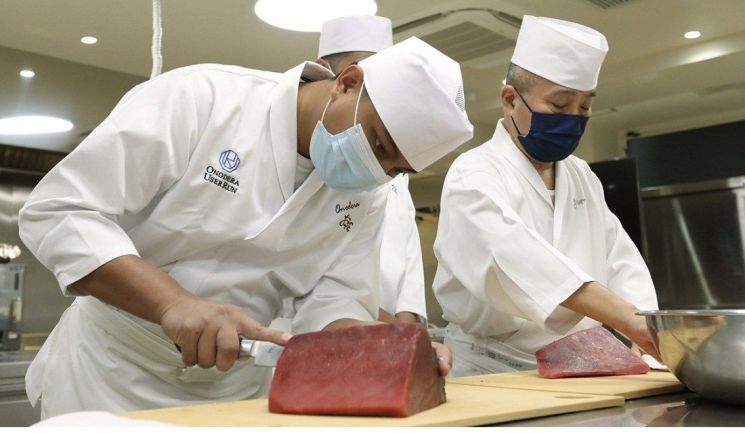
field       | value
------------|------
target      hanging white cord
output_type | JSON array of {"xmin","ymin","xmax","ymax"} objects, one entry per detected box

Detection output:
[{"xmin": 150, "ymin": 0, "xmax": 163, "ymax": 79}]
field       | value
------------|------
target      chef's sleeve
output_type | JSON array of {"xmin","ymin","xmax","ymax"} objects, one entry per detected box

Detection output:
[
  {"xmin": 291, "ymin": 191, "xmax": 388, "ymax": 333},
  {"xmin": 433, "ymin": 168, "xmax": 593, "ymax": 334},
  {"xmin": 393, "ymin": 181, "xmax": 428, "ymax": 321},
  {"xmin": 18, "ymin": 71, "xmax": 205, "ymax": 293},
  {"xmin": 592, "ymin": 172, "xmax": 659, "ymax": 311}
]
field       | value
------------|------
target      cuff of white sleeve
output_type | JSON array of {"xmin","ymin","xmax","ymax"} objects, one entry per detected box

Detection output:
[
  {"xmin": 543, "ymin": 273, "xmax": 594, "ymax": 334},
  {"xmin": 36, "ymin": 218, "xmax": 141, "ymax": 294}
]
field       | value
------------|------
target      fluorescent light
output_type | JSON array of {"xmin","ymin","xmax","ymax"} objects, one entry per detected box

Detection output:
[
  {"xmin": 20, "ymin": 69, "xmax": 35, "ymax": 78},
  {"xmin": 254, "ymin": 0, "xmax": 377, "ymax": 32},
  {"xmin": 684, "ymin": 30, "xmax": 702, "ymax": 39},
  {"xmin": 81, "ymin": 36, "xmax": 98, "ymax": 44},
  {"xmin": 0, "ymin": 116, "xmax": 73, "ymax": 135}
]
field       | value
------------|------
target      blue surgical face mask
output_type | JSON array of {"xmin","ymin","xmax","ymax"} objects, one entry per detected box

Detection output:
[
  {"xmin": 310, "ymin": 82, "xmax": 390, "ymax": 193},
  {"xmin": 510, "ymin": 88, "xmax": 589, "ymax": 163}
]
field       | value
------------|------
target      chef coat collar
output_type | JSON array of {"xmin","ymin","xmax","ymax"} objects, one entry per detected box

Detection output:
[
  {"xmin": 269, "ymin": 61, "xmax": 334, "ymax": 201},
  {"xmin": 491, "ymin": 120, "xmax": 555, "ymax": 208}
]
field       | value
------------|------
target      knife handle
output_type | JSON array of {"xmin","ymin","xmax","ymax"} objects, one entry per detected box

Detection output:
[{"xmin": 174, "ymin": 338, "xmax": 254, "ymax": 358}]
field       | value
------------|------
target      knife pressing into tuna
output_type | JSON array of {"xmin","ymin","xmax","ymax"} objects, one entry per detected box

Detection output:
[{"xmin": 174, "ymin": 337, "xmax": 284, "ymax": 367}]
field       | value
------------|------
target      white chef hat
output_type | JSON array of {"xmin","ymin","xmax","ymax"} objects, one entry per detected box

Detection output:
[
  {"xmin": 359, "ymin": 37, "xmax": 473, "ymax": 171},
  {"xmin": 318, "ymin": 15, "xmax": 393, "ymax": 58},
  {"xmin": 511, "ymin": 15, "xmax": 609, "ymax": 91}
]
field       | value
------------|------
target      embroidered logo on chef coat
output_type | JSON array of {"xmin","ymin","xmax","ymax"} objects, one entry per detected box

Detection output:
[
  {"xmin": 573, "ymin": 198, "xmax": 586, "ymax": 209},
  {"xmin": 203, "ymin": 150, "xmax": 241, "ymax": 194},
  {"xmin": 339, "ymin": 214, "xmax": 354, "ymax": 232},
  {"xmin": 219, "ymin": 150, "xmax": 241, "ymax": 173}
]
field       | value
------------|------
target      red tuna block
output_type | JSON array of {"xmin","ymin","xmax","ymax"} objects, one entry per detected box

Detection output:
[
  {"xmin": 535, "ymin": 327, "xmax": 650, "ymax": 379},
  {"xmin": 268, "ymin": 323, "xmax": 446, "ymax": 417}
]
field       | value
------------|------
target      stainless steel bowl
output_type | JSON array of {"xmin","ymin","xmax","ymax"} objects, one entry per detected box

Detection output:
[{"xmin": 638, "ymin": 309, "xmax": 745, "ymax": 405}]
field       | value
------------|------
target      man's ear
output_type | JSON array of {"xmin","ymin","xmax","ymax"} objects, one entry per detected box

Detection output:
[
  {"xmin": 500, "ymin": 85, "xmax": 517, "ymax": 117},
  {"xmin": 333, "ymin": 65, "xmax": 364, "ymax": 96}
]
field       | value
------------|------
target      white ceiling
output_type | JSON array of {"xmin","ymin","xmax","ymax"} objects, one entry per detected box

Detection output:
[{"xmin": 1, "ymin": 0, "xmax": 745, "ymax": 200}]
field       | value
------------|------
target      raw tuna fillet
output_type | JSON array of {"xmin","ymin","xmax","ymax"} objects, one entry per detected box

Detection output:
[
  {"xmin": 268, "ymin": 323, "xmax": 446, "ymax": 417},
  {"xmin": 535, "ymin": 327, "xmax": 650, "ymax": 379}
]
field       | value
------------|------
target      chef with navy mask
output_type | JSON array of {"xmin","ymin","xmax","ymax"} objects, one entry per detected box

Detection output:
[{"xmin": 432, "ymin": 16, "xmax": 660, "ymax": 377}]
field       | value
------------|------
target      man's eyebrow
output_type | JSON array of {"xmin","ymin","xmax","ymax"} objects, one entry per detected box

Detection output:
[{"xmin": 545, "ymin": 88, "xmax": 597, "ymax": 98}]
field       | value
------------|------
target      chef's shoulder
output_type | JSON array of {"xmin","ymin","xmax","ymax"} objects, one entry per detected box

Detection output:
[
  {"xmin": 444, "ymin": 143, "xmax": 505, "ymax": 188},
  {"xmin": 564, "ymin": 154, "xmax": 604, "ymax": 187},
  {"xmin": 120, "ymin": 64, "xmax": 282, "ymax": 106}
]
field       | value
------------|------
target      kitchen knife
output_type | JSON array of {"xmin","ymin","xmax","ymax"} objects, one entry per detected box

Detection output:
[
  {"xmin": 174, "ymin": 337, "xmax": 285, "ymax": 367},
  {"xmin": 239, "ymin": 338, "xmax": 285, "ymax": 367}
]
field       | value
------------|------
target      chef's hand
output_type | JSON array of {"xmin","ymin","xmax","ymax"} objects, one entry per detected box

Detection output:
[
  {"xmin": 629, "ymin": 343, "xmax": 643, "ymax": 357},
  {"xmin": 159, "ymin": 294, "xmax": 292, "ymax": 371},
  {"xmin": 621, "ymin": 314, "xmax": 661, "ymax": 362},
  {"xmin": 433, "ymin": 342, "xmax": 452, "ymax": 377}
]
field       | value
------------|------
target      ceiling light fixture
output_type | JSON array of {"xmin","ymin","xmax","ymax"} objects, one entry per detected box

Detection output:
[
  {"xmin": 684, "ymin": 30, "xmax": 701, "ymax": 39},
  {"xmin": 0, "ymin": 116, "xmax": 74, "ymax": 135},
  {"xmin": 81, "ymin": 36, "xmax": 98, "ymax": 44},
  {"xmin": 20, "ymin": 69, "xmax": 35, "ymax": 78},
  {"xmin": 254, "ymin": 0, "xmax": 377, "ymax": 32}
]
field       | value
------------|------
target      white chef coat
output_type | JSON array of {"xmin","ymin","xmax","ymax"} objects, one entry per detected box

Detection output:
[
  {"xmin": 433, "ymin": 120, "xmax": 658, "ymax": 376},
  {"xmin": 379, "ymin": 174, "xmax": 427, "ymax": 320},
  {"xmin": 276, "ymin": 173, "xmax": 427, "ymax": 325},
  {"xmin": 19, "ymin": 61, "xmax": 390, "ymax": 416}
]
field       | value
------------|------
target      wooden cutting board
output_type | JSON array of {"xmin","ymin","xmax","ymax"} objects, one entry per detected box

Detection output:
[
  {"xmin": 448, "ymin": 370, "xmax": 684, "ymax": 400},
  {"xmin": 121, "ymin": 382, "xmax": 623, "ymax": 427}
]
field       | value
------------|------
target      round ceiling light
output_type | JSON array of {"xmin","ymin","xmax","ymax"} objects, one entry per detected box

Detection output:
[
  {"xmin": 254, "ymin": 0, "xmax": 377, "ymax": 32},
  {"xmin": 684, "ymin": 30, "xmax": 702, "ymax": 39},
  {"xmin": 0, "ymin": 115, "xmax": 74, "ymax": 135},
  {"xmin": 20, "ymin": 69, "xmax": 36, "ymax": 78},
  {"xmin": 81, "ymin": 36, "xmax": 98, "ymax": 44}
]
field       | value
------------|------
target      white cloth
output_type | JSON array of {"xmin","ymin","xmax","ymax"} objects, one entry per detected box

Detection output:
[
  {"xmin": 318, "ymin": 15, "xmax": 392, "ymax": 58},
  {"xmin": 433, "ymin": 120, "xmax": 658, "ymax": 374},
  {"xmin": 280, "ymin": 174, "xmax": 427, "ymax": 323},
  {"xmin": 378, "ymin": 174, "xmax": 426, "ymax": 320},
  {"xmin": 511, "ymin": 15, "xmax": 608, "ymax": 91},
  {"xmin": 29, "ymin": 297, "xmax": 273, "ymax": 418},
  {"xmin": 444, "ymin": 323, "xmax": 536, "ymax": 377},
  {"xmin": 359, "ymin": 37, "xmax": 473, "ymax": 171},
  {"xmin": 19, "ymin": 61, "xmax": 390, "ymax": 416}
]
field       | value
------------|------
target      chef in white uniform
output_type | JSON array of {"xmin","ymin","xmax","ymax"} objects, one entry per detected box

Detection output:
[
  {"xmin": 433, "ymin": 16, "xmax": 659, "ymax": 377},
  {"xmin": 314, "ymin": 15, "xmax": 428, "ymax": 324},
  {"xmin": 19, "ymin": 37, "xmax": 473, "ymax": 417}
]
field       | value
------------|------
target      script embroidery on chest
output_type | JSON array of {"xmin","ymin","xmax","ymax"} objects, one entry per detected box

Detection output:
[{"xmin": 339, "ymin": 214, "xmax": 354, "ymax": 232}]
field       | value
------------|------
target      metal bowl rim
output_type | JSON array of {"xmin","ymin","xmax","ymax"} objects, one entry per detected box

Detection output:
[{"xmin": 637, "ymin": 309, "xmax": 745, "ymax": 316}]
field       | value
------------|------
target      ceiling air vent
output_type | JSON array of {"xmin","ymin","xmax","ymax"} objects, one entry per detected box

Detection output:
[
  {"xmin": 393, "ymin": 8, "xmax": 520, "ymax": 63},
  {"xmin": 419, "ymin": 21, "xmax": 515, "ymax": 63},
  {"xmin": 585, "ymin": 0, "xmax": 637, "ymax": 9}
]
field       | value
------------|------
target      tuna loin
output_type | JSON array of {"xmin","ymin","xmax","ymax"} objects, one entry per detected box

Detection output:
[
  {"xmin": 268, "ymin": 323, "xmax": 446, "ymax": 417},
  {"xmin": 535, "ymin": 327, "xmax": 650, "ymax": 379}
]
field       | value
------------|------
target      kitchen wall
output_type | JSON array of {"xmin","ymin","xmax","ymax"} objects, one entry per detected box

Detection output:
[{"xmin": 0, "ymin": 172, "xmax": 71, "ymax": 342}]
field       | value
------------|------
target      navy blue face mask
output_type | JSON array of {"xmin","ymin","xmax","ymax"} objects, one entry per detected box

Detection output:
[{"xmin": 510, "ymin": 88, "xmax": 589, "ymax": 163}]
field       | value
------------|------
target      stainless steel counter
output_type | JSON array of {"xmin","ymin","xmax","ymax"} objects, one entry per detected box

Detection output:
[
  {"xmin": 0, "ymin": 350, "xmax": 40, "ymax": 426},
  {"xmin": 499, "ymin": 391, "xmax": 745, "ymax": 427}
]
